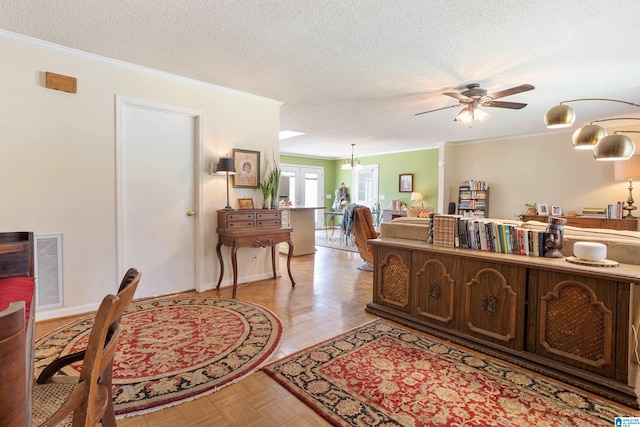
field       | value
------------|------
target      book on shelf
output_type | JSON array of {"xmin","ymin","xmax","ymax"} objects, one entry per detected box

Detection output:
[{"xmin": 431, "ymin": 214, "xmax": 546, "ymax": 257}]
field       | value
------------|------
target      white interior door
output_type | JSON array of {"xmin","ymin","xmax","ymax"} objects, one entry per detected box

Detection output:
[{"xmin": 117, "ymin": 98, "xmax": 202, "ymax": 298}]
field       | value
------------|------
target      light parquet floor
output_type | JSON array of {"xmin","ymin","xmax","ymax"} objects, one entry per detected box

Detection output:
[{"xmin": 35, "ymin": 244, "xmax": 375, "ymax": 426}]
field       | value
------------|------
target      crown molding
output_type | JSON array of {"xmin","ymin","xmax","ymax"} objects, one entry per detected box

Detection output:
[{"xmin": 0, "ymin": 29, "xmax": 282, "ymax": 106}]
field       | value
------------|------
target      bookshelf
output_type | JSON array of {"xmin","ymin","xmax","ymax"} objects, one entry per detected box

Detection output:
[{"xmin": 457, "ymin": 181, "xmax": 489, "ymax": 218}]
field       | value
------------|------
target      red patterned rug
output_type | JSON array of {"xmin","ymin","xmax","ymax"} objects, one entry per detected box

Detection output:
[
  {"xmin": 34, "ymin": 297, "xmax": 282, "ymax": 417},
  {"xmin": 263, "ymin": 320, "xmax": 636, "ymax": 426}
]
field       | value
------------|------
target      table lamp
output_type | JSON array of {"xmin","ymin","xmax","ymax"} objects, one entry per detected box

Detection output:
[
  {"xmin": 410, "ymin": 192, "xmax": 423, "ymax": 207},
  {"xmin": 216, "ymin": 155, "xmax": 236, "ymax": 210},
  {"xmin": 614, "ymin": 154, "xmax": 640, "ymax": 218}
]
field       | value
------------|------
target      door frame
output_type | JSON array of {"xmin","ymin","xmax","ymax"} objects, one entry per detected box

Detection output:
[
  {"xmin": 352, "ymin": 164, "xmax": 379, "ymax": 209},
  {"xmin": 115, "ymin": 95, "xmax": 206, "ymax": 291},
  {"xmin": 280, "ymin": 164, "xmax": 324, "ymax": 228}
]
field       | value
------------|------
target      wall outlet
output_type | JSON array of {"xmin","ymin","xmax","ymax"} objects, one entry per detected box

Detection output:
[
  {"xmin": 326, "ymin": 194, "xmax": 332, "ymax": 199},
  {"xmin": 379, "ymin": 195, "xmax": 385, "ymax": 200},
  {"xmin": 252, "ymin": 251, "xmax": 258, "ymax": 260}
]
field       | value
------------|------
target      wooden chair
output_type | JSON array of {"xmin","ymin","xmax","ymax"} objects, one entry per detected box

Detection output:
[
  {"xmin": 0, "ymin": 302, "xmax": 27, "ymax": 426},
  {"xmin": 32, "ymin": 269, "xmax": 141, "ymax": 427},
  {"xmin": 352, "ymin": 207, "xmax": 380, "ymax": 271}
]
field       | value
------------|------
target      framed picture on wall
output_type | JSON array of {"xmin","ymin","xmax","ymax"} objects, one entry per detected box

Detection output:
[
  {"xmin": 232, "ymin": 149, "xmax": 260, "ymax": 188},
  {"xmin": 399, "ymin": 173, "xmax": 413, "ymax": 192}
]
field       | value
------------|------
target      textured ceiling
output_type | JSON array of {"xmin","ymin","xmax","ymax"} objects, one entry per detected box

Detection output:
[{"xmin": 2, "ymin": 0, "xmax": 640, "ymax": 159}]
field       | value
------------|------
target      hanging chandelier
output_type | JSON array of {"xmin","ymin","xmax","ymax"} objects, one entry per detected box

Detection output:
[{"xmin": 341, "ymin": 143, "xmax": 361, "ymax": 170}]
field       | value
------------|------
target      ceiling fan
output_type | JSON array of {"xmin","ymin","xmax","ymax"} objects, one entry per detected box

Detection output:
[{"xmin": 415, "ymin": 83, "xmax": 535, "ymax": 124}]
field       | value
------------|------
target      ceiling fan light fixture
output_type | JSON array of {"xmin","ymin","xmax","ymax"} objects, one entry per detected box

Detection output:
[
  {"xmin": 474, "ymin": 107, "xmax": 490, "ymax": 122},
  {"xmin": 544, "ymin": 104, "xmax": 575, "ymax": 128},
  {"xmin": 594, "ymin": 133, "xmax": 636, "ymax": 161},
  {"xmin": 571, "ymin": 124, "xmax": 607, "ymax": 150},
  {"xmin": 455, "ymin": 107, "xmax": 473, "ymax": 125},
  {"xmin": 455, "ymin": 104, "xmax": 489, "ymax": 125}
]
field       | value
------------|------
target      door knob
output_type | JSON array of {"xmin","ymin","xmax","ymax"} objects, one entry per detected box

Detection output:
[{"xmin": 186, "ymin": 209, "xmax": 195, "ymax": 216}]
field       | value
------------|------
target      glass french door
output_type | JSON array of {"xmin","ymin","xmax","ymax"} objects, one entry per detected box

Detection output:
[
  {"xmin": 280, "ymin": 164, "xmax": 324, "ymax": 228},
  {"xmin": 352, "ymin": 164, "xmax": 379, "ymax": 209}
]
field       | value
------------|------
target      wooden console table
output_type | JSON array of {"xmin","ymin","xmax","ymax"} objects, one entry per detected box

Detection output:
[
  {"xmin": 367, "ymin": 237, "xmax": 640, "ymax": 407},
  {"xmin": 216, "ymin": 209, "xmax": 295, "ymax": 298},
  {"xmin": 521, "ymin": 214, "xmax": 638, "ymax": 231}
]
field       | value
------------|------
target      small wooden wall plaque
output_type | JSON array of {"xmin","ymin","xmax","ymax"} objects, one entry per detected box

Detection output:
[{"xmin": 45, "ymin": 72, "xmax": 77, "ymax": 93}]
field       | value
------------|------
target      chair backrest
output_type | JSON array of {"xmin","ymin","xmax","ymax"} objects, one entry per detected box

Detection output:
[
  {"xmin": 72, "ymin": 269, "xmax": 140, "ymax": 426},
  {"xmin": 353, "ymin": 207, "xmax": 379, "ymax": 264},
  {"xmin": 0, "ymin": 302, "xmax": 27, "ymax": 426}
]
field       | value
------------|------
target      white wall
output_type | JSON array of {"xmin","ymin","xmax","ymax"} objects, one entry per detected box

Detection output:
[
  {"xmin": 443, "ymin": 130, "xmax": 638, "ymax": 220},
  {"xmin": 0, "ymin": 32, "xmax": 281, "ymax": 319}
]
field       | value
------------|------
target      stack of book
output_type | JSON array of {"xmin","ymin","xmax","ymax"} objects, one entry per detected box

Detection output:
[
  {"xmin": 581, "ymin": 207, "xmax": 607, "ymax": 218},
  {"xmin": 606, "ymin": 202, "xmax": 624, "ymax": 219},
  {"xmin": 431, "ymin": 214, "xmax": 546, "ymax": 257}
]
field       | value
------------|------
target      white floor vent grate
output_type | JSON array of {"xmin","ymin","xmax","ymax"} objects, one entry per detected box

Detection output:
[{"xmin": 35, "ymin": 234, "xmax": 64, "ymax": 310}]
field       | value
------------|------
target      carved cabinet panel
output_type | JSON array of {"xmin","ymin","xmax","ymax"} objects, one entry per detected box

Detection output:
[
  {"xmin": 374, "ymin": 245, "xmax": 412, "ymax": 313},
  {"xmin": 458, "ymin": 260, "xmax": 526, "ymax": 350},
  {"xmin": 530, "ymin": 270, "xmax": 622, "ymax": 379},
  {"xmin": 412, "ymin": 253, "xmax": 459, "ymax": 327}
]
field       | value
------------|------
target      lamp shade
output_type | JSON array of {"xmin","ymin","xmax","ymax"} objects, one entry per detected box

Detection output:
[
  {"xmin": 614, "ymin": 154, "xmax": 640, "ymax": 180},
  {"xmin": 410, "ymin": 192, "xmax": 423, "ymax": 201},
  {"xmin": 571, "ymin": 124, "xmax": 607, "ymax": 150},
  {"xmin": 216, "ymin": 157, "xmax": 236, "ymax": 174},
  {"xmin": 593, "ymin": 133, "xmax": 636, "ymax": 161},
  {"xmin": 544, "ymin": 104, "xmax": 575, "ymax": 128}
]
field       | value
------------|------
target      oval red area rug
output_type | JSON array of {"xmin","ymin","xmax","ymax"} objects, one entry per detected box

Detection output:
[{"xmin": 34, "ymin": 297, "xmax": 282, "ymax": 417}]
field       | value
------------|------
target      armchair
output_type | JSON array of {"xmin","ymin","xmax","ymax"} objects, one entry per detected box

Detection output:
[{"xmin": 352, "ymin": 207, "xmax": 380, "ymax": 271}]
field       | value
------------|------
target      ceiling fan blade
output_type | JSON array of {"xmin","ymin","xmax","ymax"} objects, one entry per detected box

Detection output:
[
  {"xmin": 443, "ymin": 92, "xmax": 470, "ymax": 101},
  {"xmin": 482, "ymin": 101, "xmax": 528, "ymax": 109},
  {"xmin": 488, "ymin": 84, "xmax": 534, "ymax": 100},
  {"xmin": 414, "ymin": 104, "xmax": 460, "ymax": 116}
]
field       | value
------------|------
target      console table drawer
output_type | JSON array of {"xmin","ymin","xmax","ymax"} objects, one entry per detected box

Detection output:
[
  {"xmin": 224, "ymin": 213, "xmax": 255, "ymax": 222},
  {"xmin": 226, "ymin": 221, "xmax": 255, "ymax": 229},
  {"xmin": 256, "ymin": 211, "xmax": 281, "ymax": 221},
  {"xmin": 257, "ymin": 219, "xmax": 281, "ymax": 227}
]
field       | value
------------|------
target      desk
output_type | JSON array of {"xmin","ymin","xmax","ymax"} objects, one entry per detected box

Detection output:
[{"xmin": 216, "ymin": 210, "xmax": 295, "ymax": 298}]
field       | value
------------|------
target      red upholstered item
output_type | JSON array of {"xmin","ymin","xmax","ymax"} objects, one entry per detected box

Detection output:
[{"xmin": 0, "ymin": 277, "xmax": 35, "ymax": 323}]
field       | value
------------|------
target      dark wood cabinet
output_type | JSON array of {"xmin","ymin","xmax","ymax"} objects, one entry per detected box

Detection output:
[
  {"xmin": 521, "ymin": 214, "xmax": 638, "ymax": 231},
  {"xmin": 366, "ymin": 238, "xmax": 640, "ymax": 407}
]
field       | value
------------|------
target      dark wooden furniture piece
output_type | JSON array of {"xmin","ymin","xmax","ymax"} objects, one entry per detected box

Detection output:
[
  {"xmin": 0, "ymin": 302, "xmax": 27, "ymax": 426},
  {"xmin": 366, "ymin": 238, "xmax": 640, "ymax": 407},
  {"xmin": 521, "ymin": 214, "xmax": 639, "ymax": 231},
  {"xmin": 32, "ymin": 269, "xmax": 140, "ymax": 426},
  {"xmin": 382, "ymin": 209, "xmax": 407, "ymax": 222},
  {"xmin": 0, "ymin": 231, "xmax": 35, "ymax": 425},
  {"xmin": 216, "ymin": 209, "xmax": 295, "ymax": 298}
]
